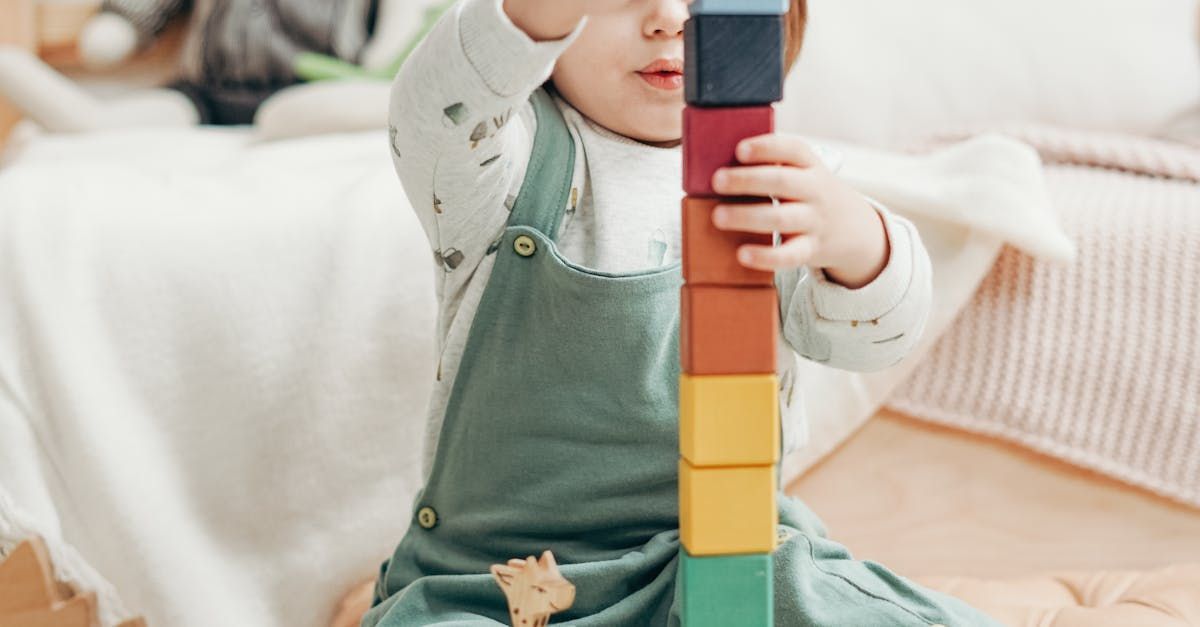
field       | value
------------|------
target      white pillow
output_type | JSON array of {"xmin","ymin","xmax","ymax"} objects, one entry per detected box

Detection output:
[
  {"xmin": 1164, "ymin": 104, "xmax": 1200, "ymax": 146},
  {"xmin": 779, "ymin": 0, "xmax": 1200, "ymax": 147}
]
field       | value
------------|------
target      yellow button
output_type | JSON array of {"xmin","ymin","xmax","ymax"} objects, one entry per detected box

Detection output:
[
  {"xmin": 416, "ymin": 506, "xmax": 438, "ymax": 529},
  {"xmin": 775, "ymin": 525, "xmax": 794, "ymax": 547},
  {"xmin": 513, "ymin": 235, "xmax": 537, "ymax": 257}
]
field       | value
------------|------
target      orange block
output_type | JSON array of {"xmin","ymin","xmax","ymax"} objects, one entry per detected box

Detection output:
[
  {"xmin": 681, "ymin": 285, "xmax": 778, "ymax": 375},
  {"xmin": 682, "ymin": 197, "xmax": 775, "ymax": 286}
]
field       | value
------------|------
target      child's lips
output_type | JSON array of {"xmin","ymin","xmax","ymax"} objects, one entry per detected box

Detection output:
[
  {"xmin": 637, "ymin": 58, "xmax": 684, "ymax": 91},
  {"xmin": 637, "ymin": 70, "xmax": 684, "ymax": 90}
]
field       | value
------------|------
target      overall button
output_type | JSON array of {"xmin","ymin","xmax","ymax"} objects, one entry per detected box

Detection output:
[
  {"xmin": 416, "ymin": 506, "xmax": 438, "ymax": 529},
  {"xmin": 513, "ymin": 235, "xmax": 537, "ymax": 257}
]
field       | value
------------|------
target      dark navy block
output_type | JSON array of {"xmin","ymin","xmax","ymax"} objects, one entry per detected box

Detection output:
[
  {"xmin": 684, "ymin": 15, "xmax": 785, "ymax": 107},
  {"xmin": 690, "ymin": 0, "xmax": 789, "ymax": 15}
]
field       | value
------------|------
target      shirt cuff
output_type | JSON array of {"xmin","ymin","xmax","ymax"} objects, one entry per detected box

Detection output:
[
  {"xmin": 808, "ymin": 201, "xmax": 916, "ymax": 322},
  {"xmin": 459, "ymin": 0, "xmax": 587, "ymax": 97}
]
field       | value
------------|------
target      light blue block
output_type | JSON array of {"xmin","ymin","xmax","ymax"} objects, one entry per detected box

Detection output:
[{"xmin": 690, "ymin": 0, "xmax": 789, "ymax": 15}]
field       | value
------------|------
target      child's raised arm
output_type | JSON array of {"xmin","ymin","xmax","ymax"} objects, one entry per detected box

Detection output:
[{"xmin": 388, "ymin": 0, "xmax": 588, "ymax": 287}]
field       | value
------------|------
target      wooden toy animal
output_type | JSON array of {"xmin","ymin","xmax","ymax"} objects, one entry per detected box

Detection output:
[{"xmin": 490, "ymin": 551, "xmax": 575, "ymax": 627}]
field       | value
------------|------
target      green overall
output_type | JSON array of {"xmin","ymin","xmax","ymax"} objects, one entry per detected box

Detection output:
[{"xmin": 363, "ymin": 88, "xmax": 1004, "ymax": 627}]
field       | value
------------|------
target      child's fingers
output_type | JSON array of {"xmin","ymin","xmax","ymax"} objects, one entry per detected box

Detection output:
[
  {"xmin": 712, "ymin": 165, "xmax": 815, "ymax": 199},
  {"xmin": 735, "ymin": 133, "xmax": 820, "ymax": 168},
  {"xmin": 713, "ymin": 201, "xmax": 817, "ymax": 235},
  {"xmin": 737, "ymin": 235, "xmax": 817, "ymax": 271}
]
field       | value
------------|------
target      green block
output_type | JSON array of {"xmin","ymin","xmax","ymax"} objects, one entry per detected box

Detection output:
[{"xmin": 680, "ymin": 551, "xmax": 773, "ymax": 626}]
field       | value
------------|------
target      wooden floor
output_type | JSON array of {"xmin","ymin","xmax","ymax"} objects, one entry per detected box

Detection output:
[{"xmin": 786, "ymin": 410, "xmax": 1200, "ymax": 578}]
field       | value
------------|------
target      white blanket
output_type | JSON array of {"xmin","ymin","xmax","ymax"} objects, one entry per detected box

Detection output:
[{"xmin": 0, "ymin": 126, "xmax": 1070, "ymax": 627}]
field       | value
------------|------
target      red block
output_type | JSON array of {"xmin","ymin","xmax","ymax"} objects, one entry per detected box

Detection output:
[
  {"xmin": 683, "ymin": 105, "xmax": 774, "ymax": 197},
  {"xmin": 681, "ymin": 285, "xmax": 778, "ymax": 375},
  {"xmin": 682, "ymin": 197, "xmax": 774, "ymax": 286}
]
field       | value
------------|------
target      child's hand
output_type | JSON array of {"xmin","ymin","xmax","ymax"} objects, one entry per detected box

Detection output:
[{"xmin": 711, "ymin": 135, "xmax": 891, "ymax": 290}]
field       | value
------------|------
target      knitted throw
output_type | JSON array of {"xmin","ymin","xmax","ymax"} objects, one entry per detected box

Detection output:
[{"xmin": 890, "ymin": 126, "xmax": 1200, "ymax": 507}]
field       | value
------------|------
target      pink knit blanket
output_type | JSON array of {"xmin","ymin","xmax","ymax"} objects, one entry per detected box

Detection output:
[{"xmin": 889, "ymin": 126, "xmax": 1200, "ymax": 508}]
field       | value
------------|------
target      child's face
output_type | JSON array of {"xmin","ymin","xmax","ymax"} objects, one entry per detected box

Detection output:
[{"xmin": 552, "ymin": 1, "xmax": 691, "ymax": 147}]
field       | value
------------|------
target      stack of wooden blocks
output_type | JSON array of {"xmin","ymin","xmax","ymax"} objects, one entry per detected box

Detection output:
[{"xmin": 678, "ymin": 0, "xmax": 789, "ymax": 625}]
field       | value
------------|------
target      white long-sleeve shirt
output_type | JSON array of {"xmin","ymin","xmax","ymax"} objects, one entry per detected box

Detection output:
[{"xmin": 389, "ymin": 0, "xmax": 933, "ymax": 481}]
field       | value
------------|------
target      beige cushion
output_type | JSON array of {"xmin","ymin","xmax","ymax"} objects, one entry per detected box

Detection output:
[{"xmin": 919, "ymin": 564, "xmax": 1200, "ymax": 626}]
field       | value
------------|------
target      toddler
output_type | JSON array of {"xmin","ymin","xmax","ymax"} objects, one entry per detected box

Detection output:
[{"xmin": 362, "ymin": 0, "xmax": 1003, "ymax": 624}]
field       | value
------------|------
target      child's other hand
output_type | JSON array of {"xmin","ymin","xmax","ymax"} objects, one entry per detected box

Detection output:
[{"xmin": 711, "ymin": 134, "xmax": 891, "ymax": 290}]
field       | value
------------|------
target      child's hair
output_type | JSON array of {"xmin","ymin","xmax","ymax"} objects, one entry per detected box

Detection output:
[{"xmin": 784, "ymin": 0, "xmax": 808, "ymax": 71}]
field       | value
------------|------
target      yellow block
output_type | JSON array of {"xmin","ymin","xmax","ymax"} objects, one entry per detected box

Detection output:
[
  {"xmin": 679, "ymin": 460, "xmax": 777, "ymax": 556},
  {"xmin": 680, "ymin": 373, "xmax": 779, "ymax": 467}
]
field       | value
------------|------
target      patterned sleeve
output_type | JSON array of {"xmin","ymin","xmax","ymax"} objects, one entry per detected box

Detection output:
[
  {"xmin": 102, "ymin": 0, "xmax": 193, "ymax": 43},
  {"xmin": 388, "ymin": 0, "xmax": 583, "ymax": 312},
  {"xmin": 775, "ymin": 203, "xmax": 934, "ymax": 372}
]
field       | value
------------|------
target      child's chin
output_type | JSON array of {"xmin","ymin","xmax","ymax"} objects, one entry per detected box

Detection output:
[
  {"xmin": 622, "ymin": 104, "xmax": 685, "ymax": 143},
  {"xmin": 636, "ymin": 115, "xmax": 685, "ymax": 145},
  {"xmin": 628, "ymin": 124, "xmax": 684, "ymax": 147},
  {"xmin": 582, "ymin": 91, "xmax": 682, "ymax": 145}
]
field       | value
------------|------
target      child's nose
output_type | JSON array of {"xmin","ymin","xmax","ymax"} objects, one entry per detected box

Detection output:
[{"xmin": 644, "ymin": 0, "xmax": 689, "ymax": 38}]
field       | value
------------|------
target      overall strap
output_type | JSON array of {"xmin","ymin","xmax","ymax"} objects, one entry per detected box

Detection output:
[{"xmin": 507, "ymin": 86, "xmax": 577, "ymax": 238}]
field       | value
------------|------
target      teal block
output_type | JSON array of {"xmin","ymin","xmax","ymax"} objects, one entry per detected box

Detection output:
[
  {"xmin": 680, "ymin": 551, "xmax": 773, "ymax": 626},
  {"xmin": 690, "ymin": 0, "xmax": 789, "ymax": 15}
]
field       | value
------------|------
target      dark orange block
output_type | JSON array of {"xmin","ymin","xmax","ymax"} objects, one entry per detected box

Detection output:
[
  {"xmin": 682, "ymin": 197, "xmax": 774, "ymax": 286},
  {"xmin": 681, "ymin": 285, "xmax": 778, "ymax": 375}
]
